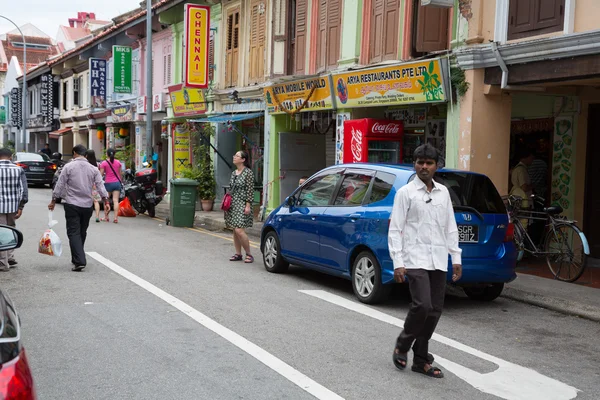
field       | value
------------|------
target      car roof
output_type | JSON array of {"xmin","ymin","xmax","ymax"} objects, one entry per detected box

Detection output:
[{"xmin": 321, "ymin": 163, "xmax": 489, "ymax": 178}]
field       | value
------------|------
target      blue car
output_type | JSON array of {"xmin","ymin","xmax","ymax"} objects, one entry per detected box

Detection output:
[{"xmin": 260, "ymin": 164, "xmax": 517, "ymax": 304}]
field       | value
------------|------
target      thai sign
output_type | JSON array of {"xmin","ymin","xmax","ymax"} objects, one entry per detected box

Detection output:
[
  {"xmin": 184, "ymin": 4, "xmax": 210, "ymax": 89},
  {"xmin": 168, "ymin": 84, "xmax": 207, "ymax": 117},
  {"xmin": 331, "ymin": 59, "xmax": 447, "ymax": 108},
  {"xmin": 113, "ymin": 46, "xmax": 132, "ymax": 94},
  {"xmin": 89, "ymin": 58, "xmax": 107, "ymax": 108},
  {"xmin": 40, "ymin": 74, "xmax": 54, "ymax": 125},
  {"xmin": 264, "ymin": 76, "xmax": 334, "ymax": 114},
  {"xmin": 172, "ymin": 123, "xmax": 192, "ymax": 178},
  {"xmin": 111, "ymin": 104, "xmax": 133, "ymax": 123}
]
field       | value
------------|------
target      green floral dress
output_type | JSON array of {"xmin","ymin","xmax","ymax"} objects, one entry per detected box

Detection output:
[{"xmin": 224, "ymin": 168, "xmax": 254, "ymax": 229}]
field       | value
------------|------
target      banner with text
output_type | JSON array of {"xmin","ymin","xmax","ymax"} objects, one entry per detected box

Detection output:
[
  {"xmin": 184, "ymin": 4, "xmax": 210, "ymax": 89},
  {"xmin": 89, "ymin": 58, "xmax": 107, "ymax": 108},
  {"xmin": 331, "ymin": 59, "xmax": 447, "ymax": 108},
  {"xmin": 113, "ymin": 46, "xmax": 132, "ymax": 94},
  {"xmin": 264, "ymin": 76, "xmax": 334, "ymax": 114},
  {"xmin": 172, "ymin": 123, "xmax": 192, "ymax": 178},
  {"xmin": 168, "ymin": 84, "xmax": 207, "ymax": 117}
]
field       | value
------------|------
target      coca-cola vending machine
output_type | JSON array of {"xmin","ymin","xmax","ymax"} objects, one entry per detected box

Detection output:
[{"xmin": 343, "ymin": 119, "xmax": 404, "ymax": 164}]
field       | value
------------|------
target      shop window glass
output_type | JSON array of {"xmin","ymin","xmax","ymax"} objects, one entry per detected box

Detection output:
[
  {"xmin": 297, "ymin": 173, "xmax": 341, "ymax": 206},
  {"xmin": 333, "ymin": 174, "xmax": 372, "ymax": 206}
]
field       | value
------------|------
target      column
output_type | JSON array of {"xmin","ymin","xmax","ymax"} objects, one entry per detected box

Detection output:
[{"xmin": 134, "ymin": 122, "xmax": 147, "ymax": 171}]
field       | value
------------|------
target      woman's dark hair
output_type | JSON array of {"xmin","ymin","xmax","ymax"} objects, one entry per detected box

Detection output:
[
  {"xmin": 238, "ymin": 150, "xmax": 251, "ymax": 168},
  {"xmin": 86, "ymin": 149, "xmax": 98, "ymax": 166},
  {"xmin": 413, "ymin": 144, "xmax": 439, "ymax": 163},
  {"xmin": 106, "ymin": 148, "xmax": 116, "ymax": 162}
]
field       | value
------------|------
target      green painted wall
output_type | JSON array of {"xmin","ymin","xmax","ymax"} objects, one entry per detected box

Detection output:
[
  {"xmin": 267, "ymin": 114, "xmax": 301, "ymax": 210},
  {"xmin": 339, "ymin": 0, "xmax": 363, "ymax": 66},
  {"xmin": 511, "ymin": 94, "xmax": 556, "ymax": 118},
  {"xmin": 445, "ymin": 100, "xmax": 460, "ymax": 169}
]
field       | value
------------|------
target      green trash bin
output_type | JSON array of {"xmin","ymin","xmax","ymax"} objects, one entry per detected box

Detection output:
[{"xmin": 168, "ymin": 178, "xmax": 198, "ymax": 227}]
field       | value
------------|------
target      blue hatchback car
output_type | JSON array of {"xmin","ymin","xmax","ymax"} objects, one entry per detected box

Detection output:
[{"xmin": 260, "ymin": 164, "xmax": 517, "ymax": 304}]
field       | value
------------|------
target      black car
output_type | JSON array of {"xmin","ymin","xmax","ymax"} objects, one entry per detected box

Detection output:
[{"xmin": 13, "ymin": 152, "xmax": 57, "ymax": 186}]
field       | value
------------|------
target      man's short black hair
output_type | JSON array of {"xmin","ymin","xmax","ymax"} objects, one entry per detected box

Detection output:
[
  {"xmin": 0, "ymin": 147, "xmax": 12, "ymax": 158},
  {"xmin": 413, "ymin": 143, "xmax": 439, "ymax": 163},
  {"xmin": 73, "ymin": 144, "xmax": 87, "ymax": 156}
]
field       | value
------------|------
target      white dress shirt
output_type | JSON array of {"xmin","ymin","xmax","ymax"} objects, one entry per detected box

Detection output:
[{"xmin": 388, "ymin": 176, "xmax": 461, "ymax": 272}]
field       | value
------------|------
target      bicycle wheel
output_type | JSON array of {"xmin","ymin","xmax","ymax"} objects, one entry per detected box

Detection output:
[
  {"xmin": 544, "ymin": 223, "xmax": 587, "ymax": 282},
  {"xmin": 513, "ymin": 223, "xmax": 525, "ymax": 262}
]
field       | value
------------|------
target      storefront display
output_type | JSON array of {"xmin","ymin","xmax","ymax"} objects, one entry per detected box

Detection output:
[{"xmin": 343, "ymin": 119, "xmax": 404, "ymax": 164}]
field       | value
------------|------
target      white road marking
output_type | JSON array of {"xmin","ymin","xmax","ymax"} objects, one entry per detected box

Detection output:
[
  {"xmin": 86, "ymin": 252, "xmax": 344, "ymax": 400},
  {"xmin": 299, "ymin": 290, "xmax": 579, "ymax": 400}
]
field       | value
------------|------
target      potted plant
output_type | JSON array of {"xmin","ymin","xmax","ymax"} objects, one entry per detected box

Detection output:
[{"xmin": 182, "ymin": 123, "xmax": 216, "ymax": 211}]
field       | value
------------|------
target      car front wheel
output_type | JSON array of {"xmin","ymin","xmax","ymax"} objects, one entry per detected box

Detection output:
[
  {"xmin": 463, "ymin": 283, "xmax": 504, "ymax": 301},
  {"xmin": 352, "ymin": 251, "xmax": 390, "ymax": 304},
  {"xmin": 262, "ymin": 231, "xmax": 289, "ymax": 273}
]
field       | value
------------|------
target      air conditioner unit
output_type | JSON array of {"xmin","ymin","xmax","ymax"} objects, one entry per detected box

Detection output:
[{"xmin": 421, "ymin": 0, "xmax": 454, "ymax": 7}]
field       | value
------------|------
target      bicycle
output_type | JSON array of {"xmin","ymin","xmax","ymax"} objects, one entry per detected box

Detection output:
[{"xmin": 504, "ymin": 195, "xmax": 590, "ymax": 282}]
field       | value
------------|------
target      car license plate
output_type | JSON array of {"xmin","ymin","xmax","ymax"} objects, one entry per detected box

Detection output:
[
  {"xmin": 458, "ymin": 225, "xmax": 479, "ymax": 243},
  {"xmin": 145, "ymin": 192, "xmax": 155, "ymax": 199},
  {"xmin": 29, "ymin": 167, "xmax": 44, "ymax": 172}
]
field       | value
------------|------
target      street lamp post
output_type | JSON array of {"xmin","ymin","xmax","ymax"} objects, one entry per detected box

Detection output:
[
  {"xmin": 0, "ymin": 15, "xmax": 26, "ymax": 153},
  {"xmin": 145, "ymin": 0, "xmax": 153, "ymax": 165}
]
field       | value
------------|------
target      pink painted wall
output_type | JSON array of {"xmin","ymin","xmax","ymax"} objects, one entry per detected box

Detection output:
[{"xmin": 139, "ymin": 27, "xmax": 173, "ymax": 96}]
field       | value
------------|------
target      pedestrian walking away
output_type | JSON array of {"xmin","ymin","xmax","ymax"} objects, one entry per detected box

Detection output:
[
  {"xmin": 0, "ymin": 147, "xmax": 28, "ymax": 271},
  {"xmin": 99, "ymin": 148, "xmax": 123, "ymax": 223},
  {"xmin": 225, "ymin": 150, "xmax": 254, "ymax": 263},
  {"xmin": 85, "ymin": 149, "xmax": 102, "ymax": 223},
  {"xmin": 49, "ymin": 145, "xmax": 109, "ymax": 271},
  {"xmin": 388, "ymin": 143, "xmax": 462, "ymax": 379}
]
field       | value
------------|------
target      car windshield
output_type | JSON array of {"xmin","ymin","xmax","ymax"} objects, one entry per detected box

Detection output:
[
  {"xmin": 17, "ymin": 153, "xmax": 50, "ymax": 162},
  {"xmin": 434, "ymin": 172, "xmax": 507, "ymax": 214}
]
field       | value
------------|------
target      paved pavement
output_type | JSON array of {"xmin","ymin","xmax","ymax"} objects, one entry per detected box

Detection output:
[{"xmin": 156, "ymin": 200, "xmax": 600, "ymax": 323}]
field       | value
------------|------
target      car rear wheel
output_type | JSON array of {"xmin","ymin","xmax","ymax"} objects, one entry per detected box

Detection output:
[
  {"xmin": 352, "ymin": 251, "xmax": 390, "ymax": 304},
  {"xmin": 262, "ymin": 231, "xmax": 289, "ymax": 273},
  {"xmin": 463, "ymin": 283, "xmax": 504, "ymax": 301}
]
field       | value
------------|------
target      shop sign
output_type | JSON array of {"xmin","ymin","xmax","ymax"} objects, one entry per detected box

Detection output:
[
  {"xmin": 0, "ymin": 106, "xmax": 5, "ymax": 124},
  {"xmin": 224, "ymin": 99, "xmax": 265, "ymax": 113},
  {"xmin": 168, "ymin": 84, "xmax": 207, "ymax": 117},
  {"xmin": 172, "ymin": 123, "xmax": 192, "ymax": 178},
  {"xmin": 111, "ymin": 104, "xmax": 133, "ymax": 123},
  {"xmin": 26, "ymin": 116, "xmax": 45, "ymax": 128},
  {"xmin": 40, "ymin": 74, "xmax": 54, "ymax": 125},
  {"xmin": 10, "ymin": 88, "xmax": 22, "ymax": 128},
  {"xmin": 184, "ymin": 4, "xmax": 210, "ymax": 89},
  {"xmin": 113, "ymin": 46, "xmax": 133, "ymax": 94},
  {"xmin": 153, "ymin": 93, "xmax": 164, "ymax": 112},
  {"xmin": 332, "ymin": 59, "xmax": 447, "ymax": 108},
  {"xmin": 89, "ymin": 58, "xmax": 107, "ymax": 108},
  {"xmin": 136, "ymin": 96, "xmax": 147, "ymax": 114},
  {"xmin": 265, "ymin": 77, "xmax": 334, "ymax": 114}
]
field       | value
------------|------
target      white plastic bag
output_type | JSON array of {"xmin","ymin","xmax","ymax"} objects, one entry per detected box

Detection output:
[{"xmin": 38, "ymin": 211, "xmax": 62, "ymax": 257}]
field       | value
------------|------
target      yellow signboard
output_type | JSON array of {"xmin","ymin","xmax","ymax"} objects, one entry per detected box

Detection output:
[
  {"xmin": 172, "ymin": 123, "xmax": 192, "ymax": 178},
  {"xmin": 184, "ymin": 4, "xmax": 210, "ymax": 89},
  {"xmin": 168, "ymin": 84, "xmax": 207, "ymax": 117},
  {"xmin": 265, "ymin": 77, "xmax": 334, "ymax": 114},
  {"xmin": 331, "ymin": 59, "xmax": 447, "ymax": 108}
]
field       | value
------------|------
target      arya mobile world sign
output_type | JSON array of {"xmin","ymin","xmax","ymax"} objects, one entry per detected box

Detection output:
[{"xmin": 184, "ymin": 4, "xmax": 210, "ymax": 89}]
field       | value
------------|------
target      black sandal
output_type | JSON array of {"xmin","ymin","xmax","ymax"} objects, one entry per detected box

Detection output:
[
  {"xmin": 244, "ymin": 255, "xmax": 254, "ymax": 263},
  {"xmin": 229, "ymin": 254, "xmax": 243, "ymax": 261},
  {"xmin": 392, "ymin": 348, "xmax": 407, "ymax": 370},
  {"xmin": 411, "ymin": 364, "xmax": 444, "ymax": 378}
]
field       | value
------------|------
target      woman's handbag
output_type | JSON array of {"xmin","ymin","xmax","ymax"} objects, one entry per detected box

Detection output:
[{"xmin": 221, "ymin": 192, "xmax": 232, "ymax": 212}]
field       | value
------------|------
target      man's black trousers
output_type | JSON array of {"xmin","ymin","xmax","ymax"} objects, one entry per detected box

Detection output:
[{"xmin": 64, "ymin": 203, "xmax": 93, "ymax": 267}]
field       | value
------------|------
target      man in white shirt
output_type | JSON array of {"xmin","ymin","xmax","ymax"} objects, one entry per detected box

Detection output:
[{"xmin": 388, "ymin": 144, "xmax": 462, "ymax": 379}]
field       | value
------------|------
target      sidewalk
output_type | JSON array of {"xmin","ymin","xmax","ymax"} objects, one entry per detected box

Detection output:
[{"xmin": 154, "ymin": 201, "xmax": 599, "ymax": 322}]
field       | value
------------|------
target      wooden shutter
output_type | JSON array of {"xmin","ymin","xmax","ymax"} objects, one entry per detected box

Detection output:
[
  {"xmin": 415, "ymin": 3, "xmax": 449, "ymax": 53},
  {"xmin": 370, "ymin": 0, "xmax": 399, "ymax": 63},
  {"xmin": 326, "ymin": 0, "xmax": 341, "ymax": 68},
  {"xmin": 508, "ymin": 0, "xmax": 565, "ymax": 40},
  {"xmin": 249, "ymin": 0, "xmax": 266, "ymax": 84},
  {"xmin": 383, "ymin": 0, "xmax": 399, "ymax": 60},
  {"xmin": 316, "ymin": 0, "xmax": 327, "ymax": 72},
  {"xmin": 370, "ymin": 0, "xmax": 385, "ymax": 64},
  {"xmin": 225, "ymin": 9, "xmax": 240, "ymax": 87},
  {"xmin": 295, "ymin": 0, "xmax": 307, "ymax": 75},
  {"xmin": 208, "ymin": 30, "xmax": 215, "ymax": 82},
  {"xmin": 508, "ymin": 0, "xmax": 536, "ymax": 37}
]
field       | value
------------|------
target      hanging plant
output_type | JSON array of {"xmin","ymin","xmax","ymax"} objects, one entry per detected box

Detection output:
[{"xmin": 450, "ymin": 65, "xmax": 470, "ymax": 101}]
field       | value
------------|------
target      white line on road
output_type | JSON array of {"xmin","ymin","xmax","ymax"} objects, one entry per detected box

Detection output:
[
  {"xmin": 299, "ymin": 290, "xmax": 579, "ymax": 400},
  {"xmin": 86, "ymin": 252, "xmax": 344, "ymax": 400}
]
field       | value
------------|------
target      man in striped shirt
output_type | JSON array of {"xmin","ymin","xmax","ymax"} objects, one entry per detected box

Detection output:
[{"xmin": 0, "ymin": 147, "xmax": 28, "ymax": 271}]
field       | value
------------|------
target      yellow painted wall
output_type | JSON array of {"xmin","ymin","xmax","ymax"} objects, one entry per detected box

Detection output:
[{"xmin": 574, "ymin": 0, "xmax": 600, "ymax": 33}]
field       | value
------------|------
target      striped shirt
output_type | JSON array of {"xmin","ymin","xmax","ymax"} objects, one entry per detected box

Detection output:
[{"xmin": 0, "ymin": 160, "xmax": 28, "ymax": 214}]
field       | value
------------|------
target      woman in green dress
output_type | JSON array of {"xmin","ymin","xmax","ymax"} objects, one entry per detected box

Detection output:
[{"xmin": 226, "ymin": 150, "xmax": 254, "ymax": 263}]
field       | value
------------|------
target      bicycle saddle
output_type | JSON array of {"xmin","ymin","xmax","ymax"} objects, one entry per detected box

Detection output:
[{"xmin": 544, "ymin": 206, "xmax": 563, "ymax": 215}]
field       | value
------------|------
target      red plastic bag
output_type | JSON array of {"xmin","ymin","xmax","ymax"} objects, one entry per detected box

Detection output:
[{"xmin": 118, "ymin": 197, "xmax": 137, "ymax": 217}]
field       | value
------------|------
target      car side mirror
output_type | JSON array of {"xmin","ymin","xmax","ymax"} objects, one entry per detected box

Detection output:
[
  {"xmin": 286, "ymin": 196, "xmax": 296, "ymax": 208},
  {"xmin": 0, "ymin": 226, "xmax": 23, "ymax": 251}
]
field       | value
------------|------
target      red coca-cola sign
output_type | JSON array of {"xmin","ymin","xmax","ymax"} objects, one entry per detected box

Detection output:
[
  {"xmin": 342, "ymin": 119, "xmax": 404, "ymax": 164},
  {"xmin": 372, "ymin": 122, "xmax": 402, "ymax": 135},
  {"xmin": 350, "ymin": 127, "xmax": 363, "ymax": 162}
]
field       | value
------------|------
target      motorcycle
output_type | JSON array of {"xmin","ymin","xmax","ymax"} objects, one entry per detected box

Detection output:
[{"xmin": 123, "ymin": 167, "xmax": 164, "ymax": 217}]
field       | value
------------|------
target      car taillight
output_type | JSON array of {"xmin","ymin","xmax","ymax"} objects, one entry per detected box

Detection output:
[
  {"xmin": 47, "ymin": 164, "xmax": 57, "ymax": 170},
  {"xmin": 0, "ymin": 349, "xmax": 36, "ymax": 400},
  {"xmin": 15, "ymin": 163, "xmax": 27, "ymax": 169},
  {"xmin": 504, "ymin": 223, "xmax": 514, "ymax": 242}
]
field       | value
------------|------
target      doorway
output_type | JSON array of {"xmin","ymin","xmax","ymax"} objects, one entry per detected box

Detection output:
[{"xmin": 585, "ymin": 105, "xmax": 600, "ymax": 258}]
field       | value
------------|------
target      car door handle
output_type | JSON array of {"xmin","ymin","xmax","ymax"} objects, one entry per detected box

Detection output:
[
  {"xmin": 349, "ymin": 213, "xmax": 361, "ymax": 221},
  {"xmin": 311, "ymin": 216, "xmax": 316, "ymax": 221}
]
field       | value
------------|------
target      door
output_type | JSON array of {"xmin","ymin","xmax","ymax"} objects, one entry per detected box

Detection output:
[
  {"xmin": 279, "ymin": 171, "xmax": 342, "ymax": 265},
  {"xmin": 367, "ymin": 140, "xmax": 401, "ymax": 163},
  {"xmin": 319, "ymin": 169, "xmax": 375, "ymax": 271},
  {"xmin": 585, "ymin": 105, "xmax": 600, "ymax": 257}
]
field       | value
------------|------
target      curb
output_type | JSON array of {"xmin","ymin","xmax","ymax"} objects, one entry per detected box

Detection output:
[{"xmin": 501, "ymin": 287, "xmax": 600, "ymax": 323}]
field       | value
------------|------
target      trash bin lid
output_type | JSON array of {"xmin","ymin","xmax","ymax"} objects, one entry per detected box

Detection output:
[{"xmin": 170, "ymin": 178, "xmax": 199, "ymax": 186}]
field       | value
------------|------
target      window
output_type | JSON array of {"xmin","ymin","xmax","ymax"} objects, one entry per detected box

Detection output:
[
  {"xmin": 163, "ymin": 53, "xmax": 172, "ymax": 86},
  {"xmin": 225, "ymin": 8, "xmax": 240, "ymax": 87},
  {"xmin": 507, "ymin": 0, "xmax": 565, "ymax": 40},
  {"xmin": 248, "ymin": 0, "xmax": 267, "ymax": 84},
  {"xmin": 333, "ymin": 174, "xmax": 373, "ymax": 206},
  {"xmin": 297, "ymin": 173, "xmax": 342, "ymax": 206},
  {"xmin": 315, "ymin": 0, "xmax": 342, "ymax": 71},
  {"xmin": 294, "ymin": 0, "xmax": 307, "ymax": 75},
  {"xmin": 62, "ymin": 81, "xmax": 68, "ymax": 111},
  {"xmin": 414, "ymin": 0, "xmax": 449, "ymax": 54},
  {"xmin": 369, "ymin": 0, "xmax": 400, "ymax": 63},
  {"xmin": 369, "ymin": 171, "xmax": 396, "ymax": 204},
  {"xmin": 73, "ymin": 77, "xmax": 80, "ymax": 107},
  {"xmin": 29, "ymin": 88, "xmax": 34, "ymax": 115}
]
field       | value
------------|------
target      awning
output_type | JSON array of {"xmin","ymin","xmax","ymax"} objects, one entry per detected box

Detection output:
[
  {"xmin": 189, "ymin": 112, "xmax": 264, "ymax": 124},
  {"xmin": 49, "ymin": 127, "xmax": 72, "ymax": 139}
]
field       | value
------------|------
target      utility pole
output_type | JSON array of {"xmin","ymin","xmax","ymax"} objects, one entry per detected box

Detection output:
[
  {"xmin": 0, "ymin": 16, "xmax": 26, "ymax": 153},
  {"xmin": 145, "ymin": 0, "xmax": 153, "ymax": 165}
]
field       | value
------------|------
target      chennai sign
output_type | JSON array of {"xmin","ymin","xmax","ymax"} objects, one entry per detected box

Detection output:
[{"xmin": 184, "ymin": 4, "xmax": 210, "ymax": 89}]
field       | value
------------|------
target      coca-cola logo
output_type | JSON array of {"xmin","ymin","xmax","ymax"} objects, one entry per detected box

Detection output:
[
  {"xmin": 350, "ymin": 128, "xmax": 363, "ymax": 162},
  {"xmin": 372, "ymin": 122, "xmax": 401, "ymax": 135}
]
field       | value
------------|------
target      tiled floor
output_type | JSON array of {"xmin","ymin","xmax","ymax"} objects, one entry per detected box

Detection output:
[{"xmin": 516, "ymin": 257, "xmax": 600, "ymax": 289}]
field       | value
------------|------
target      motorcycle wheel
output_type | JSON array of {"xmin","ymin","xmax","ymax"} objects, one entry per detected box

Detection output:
[{"xmin": 147, "ymin": 202, "xmax": 156, "ymax": 218}]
